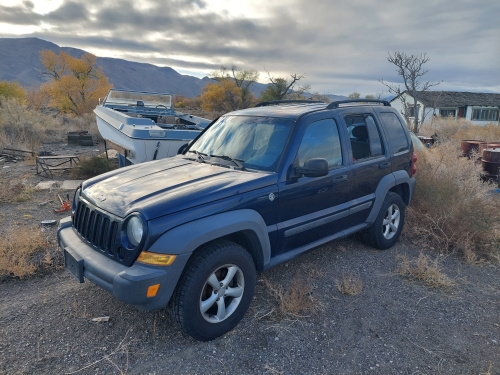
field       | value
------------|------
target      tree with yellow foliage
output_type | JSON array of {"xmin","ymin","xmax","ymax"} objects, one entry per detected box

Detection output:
[
  {"xmin": 200, "ymin": 79, "xmax": 243, "ymax": 113},
  {"xmin": 0, "ymin": 81, "xmax": 26, "ymax": 103},
  {"xmin": 40, "ymin": 50, "xmax": 112, "ymax": 116}
]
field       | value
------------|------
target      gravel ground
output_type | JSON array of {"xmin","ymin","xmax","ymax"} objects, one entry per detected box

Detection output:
[{"xmin": 1, "ymin": 142, "xmax": 499, "ymax": 375}]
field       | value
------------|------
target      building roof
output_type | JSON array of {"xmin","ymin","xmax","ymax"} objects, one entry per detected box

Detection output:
[{"xmin": 393, "ymin": 91, "xmax": 500, "ymax": 108}]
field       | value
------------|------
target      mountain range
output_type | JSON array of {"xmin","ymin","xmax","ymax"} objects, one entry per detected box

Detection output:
[{"xmin": 0, "ymin": 37, "xmax": 346, "ymax": 100}]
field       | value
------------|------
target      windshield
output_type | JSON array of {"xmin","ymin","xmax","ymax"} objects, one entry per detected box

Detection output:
[
  {"xmin": 104, "ymin": 89, "xmax": 172, "ymax": 108},
  {"xmin": 188, "ymin": 115, "xmax": 294, "ymax": 172}
]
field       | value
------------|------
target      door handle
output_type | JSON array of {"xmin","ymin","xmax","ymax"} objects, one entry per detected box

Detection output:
[
  {"xmin": 378, "ymin": 162, "xmax": 391, "ymax": 169},
  {"xmin": 333, "ymin": 175, "xmax": 348, "ymax": 183}
]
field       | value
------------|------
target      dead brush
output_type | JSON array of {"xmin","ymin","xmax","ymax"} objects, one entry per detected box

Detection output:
[
  {"xmin": 0, "ymin": 177, "xmax": 36, "ymax": 203},
  {"xmin": 396, "ymin": 253, "xmax": 454, "ymax": 288},
  {"xmin": 420, "ymin": 117, "xmax": 500, "ymax": 143},
  {"xmin": 0, "ymin": 225, "xmax": 50, "ymax": 278},
  {"xmin": 70, "ymin": 155, "xmax": 117, "ymax": 179},
  {"xmin": 335, "ymin": 273, "xmax": 363, "ymax": 295},
  {"xmin": 404, "ymin": 141, "xmax": 500, "ymax": 260},
  {"xmin": 262, "ymin": 272, "xmax": 319, "ymax": 318}
]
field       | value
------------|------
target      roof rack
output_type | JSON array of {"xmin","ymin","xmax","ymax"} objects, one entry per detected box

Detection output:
[
  {"xmin": 326, "ymin": 99, "xmax": 391, "ymax": 109},
  {"xmin": 255, "ymin": 100, "xmax": 325, "ymax": 107}
]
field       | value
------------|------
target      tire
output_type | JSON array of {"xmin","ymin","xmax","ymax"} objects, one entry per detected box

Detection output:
[
  {"xmin": 173, "ymin": 240, "xmax": 256, "ymax": 341},
  {"xmin": 362, "ymin": 192, "xmax": 405, "ymax": 250}
]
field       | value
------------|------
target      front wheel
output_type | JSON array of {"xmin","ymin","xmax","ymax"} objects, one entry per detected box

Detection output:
[
  {"xmin": 173, "ymin": 240, "xmax": 256, "ymax": 341},
  {"xmin": 362, "ymin": 192, "xmax": 405, "ymax": 250}
]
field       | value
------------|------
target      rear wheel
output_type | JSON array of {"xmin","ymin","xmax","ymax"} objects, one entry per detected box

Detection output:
[
  {"xmin": 173, "ymin": 240, "xmax": 256, "ymax": 341},
  {"xmin": 363, "ymin": 192, "xmax": 405, "ymax": 250}
]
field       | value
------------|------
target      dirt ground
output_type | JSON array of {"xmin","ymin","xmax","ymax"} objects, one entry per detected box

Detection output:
[{"xmin": 1, "ymin": 142, "xmax": 499, "ymax": 375}]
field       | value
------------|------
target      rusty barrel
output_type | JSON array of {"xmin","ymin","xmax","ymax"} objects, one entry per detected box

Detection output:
[
  {"xmin": 461, "ymin": 140, "xmax": 486, "ymax": 157},
  {"xmin": 481, "ymin": 149, "xmax": 500, "ymax": 176},
  {"xmin": 479, "ymin": 142, "xmax": 500, "ymax": 155}
]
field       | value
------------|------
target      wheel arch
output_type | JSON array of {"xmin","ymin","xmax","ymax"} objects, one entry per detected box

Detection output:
[
  {"xmin": 366, "ymin": 171, "xmax": 414, "ymax": 224},
  {"xmin": 147, "ymin": 209, "xmax": 270, "ymax": 271}
]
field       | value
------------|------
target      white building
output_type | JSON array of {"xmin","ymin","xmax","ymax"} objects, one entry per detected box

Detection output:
[{"xmin": 390, "ymin": 91, "xmax": 500, "ymax": 125}]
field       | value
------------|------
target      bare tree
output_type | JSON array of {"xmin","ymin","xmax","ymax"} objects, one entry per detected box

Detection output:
[
  {"xmin": 365, "ymin": 91, "xmax": 384, "ymax": 100},
  {"xmin": 348, "ymin": 92, "xmax": 361, "ymax": 99},
  {"xmin": 260, "ymin": 70, "xmax": 310, "ymax": 101},
  {"xmin": 380, "ymin": 52, "xmax": 441, "ymax": 133}
]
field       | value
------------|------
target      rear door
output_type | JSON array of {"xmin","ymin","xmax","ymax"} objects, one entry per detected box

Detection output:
[{"xmin": 338, "ymin": 107, "xmax": 390, "ymax": 226}]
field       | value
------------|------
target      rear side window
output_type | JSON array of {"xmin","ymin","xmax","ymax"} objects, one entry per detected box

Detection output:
[
  {"xmin": 379, "ymin": 112, "xmax": 409, "ymax": 154},
  {"xmin": 344, "ymin": 114, "xmax": 384, "ymax": 162}
]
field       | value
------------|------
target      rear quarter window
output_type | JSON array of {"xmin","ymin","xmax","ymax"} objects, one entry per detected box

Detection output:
[{"xmin": 379, "ymin": 112, "xmax": 409, "ymax": 154}]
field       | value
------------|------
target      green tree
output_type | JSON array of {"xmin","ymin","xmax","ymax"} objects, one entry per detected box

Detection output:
[
  {"xmin": 40, "ymin": 50, "xmax": 112, "ymax": 116},
  {"xmin": 260, "ymin": 72, "xmax": 309, "ymax": 101},
  {"xmin": 0, "ymin": 81, "xmax": 26, "ymax": 103}
]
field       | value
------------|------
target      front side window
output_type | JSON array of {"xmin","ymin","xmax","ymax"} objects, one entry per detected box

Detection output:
[
  {"xmin": 472, "ymin": 108, "xmax": 499, "ymax": 121},
  {"xmin": 189, "ymin": 115, "xmax": 293, "ymax": 172},
  {"xmin": 296, "ymin": 119, "xmax": 342, "ymax": 168},
  {"xmin": 345, "ymin": 114, "xmax": 384, "ymax": 161}
]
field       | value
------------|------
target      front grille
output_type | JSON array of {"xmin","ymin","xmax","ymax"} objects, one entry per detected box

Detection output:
[{"xmin": 73, "ymin": 199, "xmax": 120, "ymax": 257}]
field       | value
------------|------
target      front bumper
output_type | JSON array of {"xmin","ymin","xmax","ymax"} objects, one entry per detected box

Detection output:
[{"xmin": 57, "ymin": 216, "xmax": 190, "ymax": 311}]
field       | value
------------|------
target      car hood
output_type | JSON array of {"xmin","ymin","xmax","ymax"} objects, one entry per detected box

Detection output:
[{"xmin": 81, "ymin": 156, "xmax": 277, "ymax": 219}]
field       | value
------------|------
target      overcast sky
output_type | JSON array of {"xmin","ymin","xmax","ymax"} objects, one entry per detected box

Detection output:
[{"xmin": 0, "ymin": 0, "xmax": 499, "ymax": 96}]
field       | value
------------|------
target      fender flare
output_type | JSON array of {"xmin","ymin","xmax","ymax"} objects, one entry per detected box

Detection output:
[
  {"xmin": 366, "ymin": 171, "xmax": 414, "ymax": 224},
  {"xmin": 147, "ymin": 209, "xmax": 271, "ymax": 267}
]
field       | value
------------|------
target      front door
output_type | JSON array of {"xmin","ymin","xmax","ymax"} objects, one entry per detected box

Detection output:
[{"xmin": 277, "ymin": 117, "xmax": 351, "ymax": 254}]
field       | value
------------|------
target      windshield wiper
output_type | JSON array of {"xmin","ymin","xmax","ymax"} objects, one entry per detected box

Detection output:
[
  {"xmin": 187, "ymin": 150, "xmax": 207, "ymax": 163},
  {"xmin": 210, "ymin": 154, "xmax": 245, "ymax": 170}
]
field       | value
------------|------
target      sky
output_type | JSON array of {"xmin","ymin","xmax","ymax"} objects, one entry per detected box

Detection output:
[{"xmin": 0, "ymin": 0, "xmax": 499, "ymax": 96}]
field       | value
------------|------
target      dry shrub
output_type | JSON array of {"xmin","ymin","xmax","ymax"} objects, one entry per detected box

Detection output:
[
  {"xmin": 262, "ymin": 273, "xmax": 318, "ymax": 318},
  {"xmin": 0, "ymin": 177, "xmax": 36, "ymax": 203},
  {"xmin": 65, "ymin": 113, "xmax": 102, "ymax": 142},
  {"xmin": 0, "ymin": 225, "xmax": 50, "ymax": 278},
  {"xmin": 0, "ymin": 98, "xmax": 60, "ymax": 150},
  {"xmin": 420, "ymin": 117, "xmax": 500, "ymax": 143},
  {"xmin": 70, "ymin": 155, "xmax": 117, "ymax": 179},
  {"xmin": 405, "ymin": 140, "xmax": 500, "ymax": 257},
  {"xmin": 396, "ymin": 253, "xmax": 454, "ymax": 288},
  {"xmin": 336, "ymin": 273, "xmax": 363, "ymax": 295}
]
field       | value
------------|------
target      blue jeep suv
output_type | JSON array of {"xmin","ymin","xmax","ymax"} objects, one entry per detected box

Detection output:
[{"xmin": 58, "ymin": 99, "xmax": 417, "ymax": 341}]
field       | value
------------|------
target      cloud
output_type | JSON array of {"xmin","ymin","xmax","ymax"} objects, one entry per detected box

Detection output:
[{"xmin": 0, "ymin": 0, "xmax": 498, "ymax": 94}]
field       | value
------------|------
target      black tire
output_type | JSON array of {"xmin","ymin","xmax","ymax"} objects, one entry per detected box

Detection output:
[
  {"xmin": 362, "ymin": 192, "xmax": 405, "ymax": 250},
  {"xmin": 173, "ymin": 240, "xmax": 256, "ymax": 341}
]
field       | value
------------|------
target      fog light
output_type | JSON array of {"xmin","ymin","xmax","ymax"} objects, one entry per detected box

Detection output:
[{"xmin": 137, "ymin": 251, "xmax": 176, "ymax": 266}]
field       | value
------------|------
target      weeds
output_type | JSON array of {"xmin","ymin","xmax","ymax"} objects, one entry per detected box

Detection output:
[
  {"xmin": 0, "ymin": 225, "xmax": 50, "ymax": 278},
  {"xmin": 335, "ymin": 273, "xmax": 363, "ymax": 295},
  {"xmin": 70, "ymin": 155, "xmax": 117, "ymax": 179},
  {"xmin": 396, "ymin": 253, "xmax": 454, "ymax": 288},
  {"xmin": 0, "ymin": 177, "xmax": 36, "ymax": 203},
  {"xmin": 405, "ymin": 139, "xmax": 500, "ymax": 259},
  {"xmin": 262, "ymin": 273, "xmax": 318, "ymax": 318}
]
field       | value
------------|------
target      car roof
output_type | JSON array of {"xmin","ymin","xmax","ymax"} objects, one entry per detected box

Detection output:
[{"xmin": 228, "ymin": 103, "xmax": 328, "ymax": 119}]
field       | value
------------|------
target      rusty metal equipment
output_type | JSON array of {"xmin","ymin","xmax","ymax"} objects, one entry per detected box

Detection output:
[
  {"xmin": 461, "ymin": 140, "xmax": 486, "ymax": 157},
  {"xmin": 54, "ymin": 193, "xmax": 71, "ymax": 213}
]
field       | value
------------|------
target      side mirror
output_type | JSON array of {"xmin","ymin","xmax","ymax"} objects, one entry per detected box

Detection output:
[{"xmin": 295, "ymin": 158, "xmax": 329, "ymax": 178}]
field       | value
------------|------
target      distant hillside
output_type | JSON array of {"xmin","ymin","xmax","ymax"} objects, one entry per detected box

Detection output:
[{"xmin": 0, "ymin": 37, "xmax": 346, "ymax": 100}]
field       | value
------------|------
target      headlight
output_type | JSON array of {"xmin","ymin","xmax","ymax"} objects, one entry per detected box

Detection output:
[{"xmin": 126, "ymin": 216, "xmax": 144, "ymax": 247}]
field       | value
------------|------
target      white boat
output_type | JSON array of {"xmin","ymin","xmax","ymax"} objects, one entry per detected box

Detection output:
[{"xmin": 94, "ymin": 89, "xmax": 212, "ymax": 166}]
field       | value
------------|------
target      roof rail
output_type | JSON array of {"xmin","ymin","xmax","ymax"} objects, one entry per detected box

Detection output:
[
  {"xmin": 255, "ymin": 100, "xmax": 325, "ymax": 107},
  {"xmin": 326, "ymin": 99, "xmax": 391, "ymax": 109}
]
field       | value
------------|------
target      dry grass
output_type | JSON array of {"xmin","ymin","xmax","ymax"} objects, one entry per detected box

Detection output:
[
  {"xmin": 404, "ymin": 134, "xmax": 500, "ymax": 259},
  {"xmin": 0, "ymin": 177, "xmax": 37, "ymax": 203},
  {"xmin": 396, "ymin": 253, "xmax": 454, "ymax": 288},
  {"xmin": 0, "ymin": 99, "xmax": 101, "ymax": 151},
  {"xmin": 0, "ymin": 225, "xmax": 51, "ymax": 278},
  {"xmin": 420, "ymin": 117, "xmax": 500, "ymax": 143},
  {"xmin": 262, "ymin": 272, "xmax": 319, "ymax": 318},
  {"xmin": 335, "ymin": 273, "xmax": 363, "ymax": 295}
]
